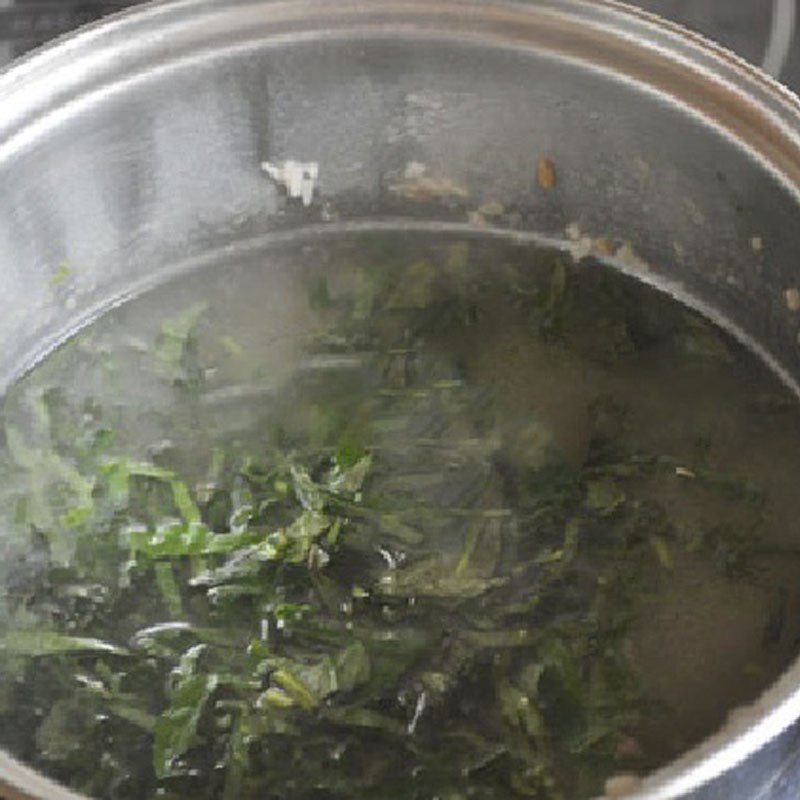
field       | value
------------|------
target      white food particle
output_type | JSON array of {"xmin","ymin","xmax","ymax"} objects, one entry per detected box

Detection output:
[
  {"xmin": 386, "ymin": 161, "xmax": 469, "ymax": 201},
  {"xmin": 568, "ymin": 236, "xmax": 593, "ymax": 261},
  {"xmin": 478, "ymin": 200, "xmax": 504, "ymax": 217},
  {"xmin": 378, "ymin": 546, "xmax": 398, "ymax": 569},
  {"xmin": 404, "ymin": 161, "xmax": 427, "ymax": 180},
  {"xmin": 604, "ymin": 773, "xmax": 642, "ymax": 798},
  {"xmin": 751, "ymin": 235, "xmax": 763, "ymax": 252},
  {"xmin": 407, "ymin": 691, "xmax": 427, "ymax": 735},
  {"xmin": 261, "ymin": 159, "xmax": 319, "ymax": 206},
  {"xmin": 784, "ymin": 287, "xmax": 800, "ymax": 312},
  {"xmin": 614, "ymin": 242, "xmax": 651, "ymax": 272}
]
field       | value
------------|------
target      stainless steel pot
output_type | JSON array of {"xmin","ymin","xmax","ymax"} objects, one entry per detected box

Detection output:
[{"xmin": 3, "ymin": 1, "xmax": 800, "ymax": 797}]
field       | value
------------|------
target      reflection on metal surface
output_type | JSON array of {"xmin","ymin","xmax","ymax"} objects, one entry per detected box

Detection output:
[
  {"xmin": 0, "ymin": 747, "xmax": 87, "ymax": 800},
  {"xmin": 1, "ymin": 1, "xmax": 800, "ymax": 799},
  {"xmin": 763, "ymin": 0, "xmax": 797, "ymax": 77}
]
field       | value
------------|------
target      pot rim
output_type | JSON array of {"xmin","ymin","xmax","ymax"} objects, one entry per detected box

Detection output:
[{"xmin": 2, "ymin": 2, "xmax": 800, "ymax": 798}]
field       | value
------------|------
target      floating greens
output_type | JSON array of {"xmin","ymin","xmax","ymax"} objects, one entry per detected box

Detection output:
[{"xmin": 0, "ymin": 234, "xmax": 797, "ymax": 800}]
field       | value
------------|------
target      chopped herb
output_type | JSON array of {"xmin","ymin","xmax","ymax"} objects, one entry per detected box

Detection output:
[{"xmin": 50, "ymin": 262, "xmax": 72, "ymax": 288}]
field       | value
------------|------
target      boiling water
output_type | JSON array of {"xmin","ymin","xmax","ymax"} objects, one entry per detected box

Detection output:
[{"xmin": 2, "ymin": 232, "xmax": 800, "ymax": 800}]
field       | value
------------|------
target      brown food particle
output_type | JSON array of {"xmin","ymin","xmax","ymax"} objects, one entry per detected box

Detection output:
[
  {"xmin": 614, "ymin": 735, "xmax": 644, "ymax": 760},
  {"xmin": 537, "ymin": 157, "xmax": 557, "ymax": 189},
  {"xmin": 593, "ymin": 238, "xmax": 614, "ymax": 257},
  {"xmin": 784, "ymin": 287, "xmax": 800, "ymax": 312}
]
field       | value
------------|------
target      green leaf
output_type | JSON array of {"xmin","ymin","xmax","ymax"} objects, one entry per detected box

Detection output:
[
  {"xmin": 170, "ymin": 479, "xmax": 201, "ymax": 525},
  {"xmin": 386, "ymin": 260, "xmax": 438, "ymax": 310},
  {"xmin": 290, "ymin": 464, "xmax": 325, "ymax": 512},
  {"xmin": 59, "ymin": 504, "xmax": 93, "ymax": 529},
  {"xmin": 126, "ymin": 521, "xmax": 262, "ymax": 560},
  {"xmin": 219, "ymin": 335, "xmax": 244, "ymax": 358},
  {"xmin": 5, "ymin": 424, "xmax": 95, "ymax": 563},
  {"xmin": 105, "ymin": 460, "xmax": 202, "ymax": 525},
  {"xmin": 126, "ymin": 521, "xmax": 210, "ymax": 559},
  {"xmin": 375, "ymin": 513, "xmax": 424, "ymax": 545},
  {"xmin": 102, "ymin": 460, "xmax": 131, "ymax": 506},
  {"xmin": 154, "ymin": 303, "xmax": 207, "ymax": 381},
  {"xmin": 2, "ymin": 630, "xmax": 127, "ymax": 657},
  {"xmin": 377, "ymin": 555, "xmax": 507, "ymax": 599},
  {"xmin": 283, "ymin": 510, "xmax": 331, "ymax": 563},
  {"xmin": 120, "ymin": 460, "xmax": 175, "ymax": 481},
  {"xmin": 586, "ymin": 480, "xmax": 625, "ymax": 516},
  {"xmin": 258, "ymin": 686, "xmax": 296, "ymax": 709},
  {"xmin": 153, "ymin": 673, "xmax": 217, "ymax": 779},
  {"xmin": 321, "ymin": 706, "xmax": 405, "ymax": 736},
  {"xmin": 109, "ymin": 703, "xmax": 157, "ymax": 732},
  {"xmin": 130, "ymin": 623, "xmax": 232, "ymax": 651},
  {"xmin": 176, "ymin": 643, "xmax": 207, "ymax": 681},
  {"xmin": 75, "ymin": 674, "xmax": 156, "ymax": 732},
  {"xmin": 35, "ymin": 697, "xmax": 92, "ymax": 762},
  {"xmin": 327, "ymin": 454, "xmax": 372, "ymax": 495},
  {"xmin": 334, "ymin": 642, "xmax": 372, "ymax": 692},
  {"xmin": 155, "ymin": 561, "xmax": 184, "ymax": 618},
  {"xmin": 650, "ymin": 535, "xmax": 673, "ymax": 569},
  {"xmin": 222, "ymin": 711, "xmax": 253, "ymax": 800},
  {"xmin": 335, "ymin": 441, "xmax": 367, "ymax": 470},
  {"xmin": 456, "ymin": 517, "xmax": 502, "ymax": 579},
  {"xmin": 272, "ymin": 669, "xmax": 319, "ymax": 711},
  {"xmin": 50, "ymin": 262, "xmax": 72, "ymax": 287}
]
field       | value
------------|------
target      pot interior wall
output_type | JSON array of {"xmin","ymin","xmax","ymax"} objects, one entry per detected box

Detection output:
[{"xmin": 0, "ymin": 4, "xmax": 799, "ymax": 395}]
